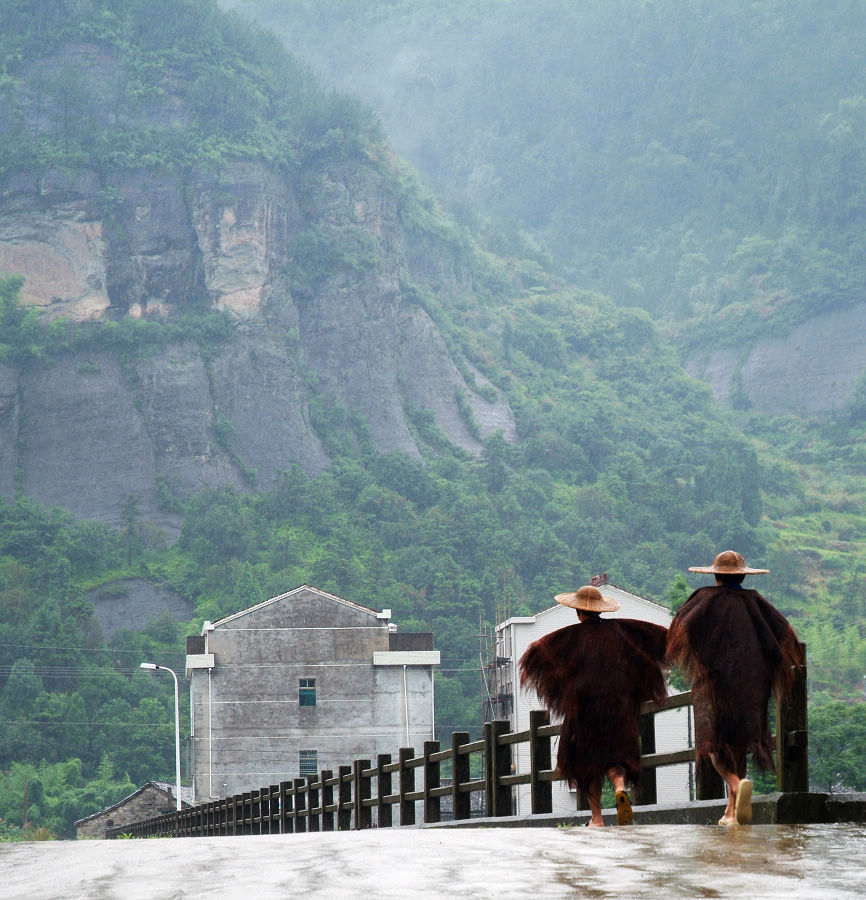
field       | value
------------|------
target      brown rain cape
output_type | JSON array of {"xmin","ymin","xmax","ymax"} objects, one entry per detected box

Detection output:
[
  {"xmin": 666, "ymin": 584, "xmax": 804, "ymax": 777},
  {"xmin": 519, "ymin": 617, "xmax": 667, "ymax": 794}
]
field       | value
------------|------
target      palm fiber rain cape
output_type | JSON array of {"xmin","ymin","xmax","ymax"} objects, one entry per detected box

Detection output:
[
  {"xmin": 520, "ymin": 618, "xmax": 667, "ymax": 793},
  {"xmin": 666, "ymin": 585, "xmax": 805, "ymax": 776}
]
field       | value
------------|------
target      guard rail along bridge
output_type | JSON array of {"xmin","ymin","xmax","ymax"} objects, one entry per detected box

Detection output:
[{"xmin": 107, "ymin": 650, "xmax": 866, "ymax": 837}]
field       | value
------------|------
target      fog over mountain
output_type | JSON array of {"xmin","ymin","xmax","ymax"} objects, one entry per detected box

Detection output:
[{"xmin": 224, "ymin": 0, "xmax": 866, "ymax": 416}]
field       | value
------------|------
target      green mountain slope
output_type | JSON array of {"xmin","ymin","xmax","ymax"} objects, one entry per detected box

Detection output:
[{"xmin": 226, "ymin": 0, "xmax": 866, "ymax": 689}]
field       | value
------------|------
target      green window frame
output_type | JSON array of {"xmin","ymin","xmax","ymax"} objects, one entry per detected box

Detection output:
[{"xmin": 299, "ymin": 677, "xmax": 317, "ymax": 707}]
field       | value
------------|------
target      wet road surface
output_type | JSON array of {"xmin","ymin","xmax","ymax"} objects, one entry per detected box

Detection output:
[{"xmin": 2, "ymin": 823, "xmax": 864, "ymax": 899}]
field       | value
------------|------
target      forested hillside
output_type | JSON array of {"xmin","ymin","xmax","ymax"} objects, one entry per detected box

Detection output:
[{"xmin": 1, "ymin": 0, "xmax": 865, "ymax": 838}]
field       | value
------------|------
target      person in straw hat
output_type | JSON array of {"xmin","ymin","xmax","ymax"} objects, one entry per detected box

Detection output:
[
  {"xmin": 520, "ymin": 584, "xmax": 668, "ymax": 826},
  {"xmin": 667, "ymin": 550, "xmax": 805, "ymax": 826}
]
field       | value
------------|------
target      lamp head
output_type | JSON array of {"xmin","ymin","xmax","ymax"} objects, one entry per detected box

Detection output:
[{"xmin": 140, "ymin": 662, "xmax": 158, "ymax": 670}]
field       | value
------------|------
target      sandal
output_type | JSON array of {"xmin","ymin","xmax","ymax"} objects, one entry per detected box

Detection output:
[
  {"xmin": 735, "ymin": 779, "xmax": 753, "ymax": 825},
  {"xmin": 615, "ymin": 790, "xmax": 634, "ymax": 826}
]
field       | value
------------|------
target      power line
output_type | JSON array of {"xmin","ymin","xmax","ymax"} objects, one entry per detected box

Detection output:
[
  {"xmin": 2, "ymin": 720, "xmax": 175, "ymax": 727},
  {"xmin": 0, "ymin": 642, "xmax": 185, "ymax": 655}
]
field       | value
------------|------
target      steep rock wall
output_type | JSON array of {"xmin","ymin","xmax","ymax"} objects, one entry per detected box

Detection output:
[
  {"xmin": 0, "ymin": 149, "xmax": 515, "ymax": 531},
  {"xmin": 686, "ymin": 303, "xmax": 866, "ymax": 418}
]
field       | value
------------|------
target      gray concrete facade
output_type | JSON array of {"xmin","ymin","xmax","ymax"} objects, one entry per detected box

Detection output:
[{"xmin": 186, "ymin": 585, "xmax": 439, "ymax": 802}]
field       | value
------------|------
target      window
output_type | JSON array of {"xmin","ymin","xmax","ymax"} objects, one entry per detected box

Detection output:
[
  {"xmin": 299, "ymin": 678, "xmax": 317, "ymax": 707},
  {"xmin": 299, "ymin": 749, "xmax": 318, "ymax": 777}
]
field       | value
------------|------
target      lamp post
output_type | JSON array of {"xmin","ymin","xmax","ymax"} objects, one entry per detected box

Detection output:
[{"xmin": 140, "ymin": 662, "xmax": 182, "ymax": 811}]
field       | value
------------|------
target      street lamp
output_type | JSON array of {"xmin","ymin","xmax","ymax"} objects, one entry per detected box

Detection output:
[{"xmin": 140, "ymin": 662, "xmax": 182, "ymax": 811}]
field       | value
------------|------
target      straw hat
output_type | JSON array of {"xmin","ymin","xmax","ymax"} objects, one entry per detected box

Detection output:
[
  {"xmin": 554, "ymin": 585, "xmax": 620, "ymax": 613},
  {"xmin": 688, "ymin": 550, "xmax": 769, "ymax": 575}
]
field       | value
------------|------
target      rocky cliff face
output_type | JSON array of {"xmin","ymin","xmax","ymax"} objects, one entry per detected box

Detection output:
[
  {"xmin": 0, "ymin": 50, "xmax": 516, "ymax": 532},
  {"xmin": 685, "ymin": 303, "xmax": 866, "ymax": 418}
]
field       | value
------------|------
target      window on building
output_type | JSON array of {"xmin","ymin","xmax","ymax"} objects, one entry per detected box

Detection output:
[
  {"xmin": 299, "ymin": 749, "xmax": 318, "ymax": 777},
  {"xmin": 299, "ymin": 678, "xmax": 317, "ymax": 707}
]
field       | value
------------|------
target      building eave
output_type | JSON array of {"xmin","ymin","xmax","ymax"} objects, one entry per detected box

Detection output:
[{"xmin": 210, "ymin": 584, "xmax": 382, "ymax": 629}]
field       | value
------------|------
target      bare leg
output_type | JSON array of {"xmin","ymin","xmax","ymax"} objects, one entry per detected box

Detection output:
[
  {"xmin": 710, "ymin": 753, "xmax": 739, "ymax": 825},
  {"xmin": 608, "ymin": 766, "xmax": 627, "ymax": 794},
  {"xmin": 585, "ymin": 777, "xmax": 606, "ymax": 826}
]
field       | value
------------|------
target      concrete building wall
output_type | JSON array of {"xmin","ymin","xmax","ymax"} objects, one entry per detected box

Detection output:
[
  {"xmin": 188, "ymin": 585, "xmax": 438, "ymax": 802},
  {"xmin": 493, "ymin": 584, "xmax": 691, "ymax": 815}
]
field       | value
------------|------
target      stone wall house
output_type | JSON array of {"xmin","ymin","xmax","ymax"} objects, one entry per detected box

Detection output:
[
  {"xmin": 490, "ymin": 578, "xmax": 692, "ymax": 815},
  {"xmin": 186, "ymin": 585, "xmax": 440, "ymax": 802},
  {"xmin": 75, "ymin": 782, "xmax": 192, "ymax": 839}
]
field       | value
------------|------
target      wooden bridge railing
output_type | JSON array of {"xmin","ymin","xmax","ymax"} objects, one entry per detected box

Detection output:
[{"xmin": 108, "ymin": 657, "xmax": 807, "ymax": 838}]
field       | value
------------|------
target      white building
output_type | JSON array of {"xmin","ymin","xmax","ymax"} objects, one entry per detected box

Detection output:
[
  {"xmin": 185, "ymin": 585, "xmax": 440, "ymax": 803},
  {"xmin": 490, "ymin": 579, "xmax": 692, "ymax": 815}
]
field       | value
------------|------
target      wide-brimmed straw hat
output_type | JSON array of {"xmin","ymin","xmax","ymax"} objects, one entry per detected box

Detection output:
[
  {"xmin": 554, "ymin": 585, "xmax": 620, "ymax": 613},
  {"xmin": 688, "ymin": 549, "xmax": 769, "ymax": 575}
]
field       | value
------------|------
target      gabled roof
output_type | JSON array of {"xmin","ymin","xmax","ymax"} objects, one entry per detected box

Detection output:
[
  {"xmin": 73, "ymin": 781, "xmax": 192, "ymax": 826},
  {"xmin": 211, "ymin": 584, "xmax": 381, "ymax": 628},
  {"xmin": 498, "ymin": 583, "xmax": 672, "ymax": 630},
  {"xmin": 537, "ymin": 583, "xmax": 669, "ymax": 618}
]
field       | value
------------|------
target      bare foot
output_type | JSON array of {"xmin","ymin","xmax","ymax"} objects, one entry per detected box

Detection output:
[{"xmin": 735, "ymin": 779, "xmax": 753, "ymax": 825}]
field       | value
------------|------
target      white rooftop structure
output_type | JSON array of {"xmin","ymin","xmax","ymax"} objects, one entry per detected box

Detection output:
[{"xmin": 490, "ymin": 578, "xmax": 692, "ymax": 815}]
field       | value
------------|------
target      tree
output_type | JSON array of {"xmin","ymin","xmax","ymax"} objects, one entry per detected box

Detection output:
[
  {"xmin": 0, "ymin": 273, "xmax": 45, "ymax": 364},
  {"xmin": 234, "ymin": 561, "xmax": 265, "ymax": 609},
  {"xmin": 809, "ymin": 700, "xmax": 866, "ymax": 792},
  {"xmin": 122, "ymin": 495, "xmax": 141, "ymax": 566},
  {"xmin": 666, "ymin": 575, "xmax": 691, "ymax": 613}
]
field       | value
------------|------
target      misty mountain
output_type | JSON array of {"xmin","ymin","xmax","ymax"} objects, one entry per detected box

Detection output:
[{"xmin": 225, "ymin": 0, "xmax": 866, "ymax": 417}]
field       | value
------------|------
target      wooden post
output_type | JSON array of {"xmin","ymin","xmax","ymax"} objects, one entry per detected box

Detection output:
[
  {"xmin": 279, "ymin": 781, "xmax": 292, "ymax": 834},
  {"xmin": 307, "ymin": 774, "xmax": 320, "ymax": 832},
  {"xmin": 451, "ymin": 732, "xmax": 471, "ymax": 821},
  {"xmin": 695, "ymin": 763, "xmax": 725, "ymax": 800},
  {"xmin": 423, "ymin": 740, "xmax": 441, "ymax": 823},
  {"xmin": 338, "ymin": 765, "xmax": 352, "ymax": 831},
  {"xmin": 241, "ymin": 792, "xmax": 251, "ymax": 835},
  {"xmin": 354, "ymin": 759, "xmax": 372, "ymax": 830},
  {"xmin": 635, "ymin": 710, "xmax": 658, "ymax": 805},
  {"xmin": 484, "ymin": 719, "xmax": 512, "ymax": 817},
  {"xmin": 529, "ymin": 709, "xmax": 553, "ymax": 815},
  {"xmin": 230, "ymin": 794, "xmax": 239, "ymax": 835},
  {"xmin": 399, "ymin": 747, "xmax": 415, "ymax": 826},
  {"xmin": 321, "ymin": 770, "xmax": 335, "ymax": 831},
  {"xmin": 376, "ymin": 754, "xmax": 392, "ymax": 828},
  {"xmin": 253, "ymin": 789, "xmax": 263, "ymax": 835},
  {"xmin": 777, "ymin": 642, "xmax": 809, "ymax": 793},
  {"xmin": 293, "ymin": 778, "xmax": 307, "ymax": 833},
  {"xmin": 266, "ymin": 785, "xmax": 278, "ymax": 833},
  {"xmin": 575, "ymin": 786, "xmax": 589, "ymax": 811}
]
